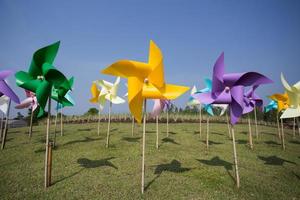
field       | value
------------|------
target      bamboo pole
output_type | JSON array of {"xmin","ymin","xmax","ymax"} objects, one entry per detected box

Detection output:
[
  {"xmin": 226, "ymin": 111, "xmax": 231, "ymax": 138},
  {"xmin": 231, "ymin": 125, "xmax": 240, "ymax": 188},
  {"xmin": 280, "ymin": 118, "xmax": 285, "ymax": 150},
  {"xmin": 53, "ymin": 109, "xmax": 58, "ymax": 147},
  {"xmin": 254, "ymin": 107, "xmax": 258, "ymax": 139},
  {"xmin": 206, "ymin": 117, "xmax": 209, "ymax": 150},
  {"xmin": 156, "ymin": 116, "xmax": 159, "ymax": 149},
  {"xmin": 1, "ymin": 99, "xmax": 11, "ymax": 150},
  {"xmin": 248, "ymin": 114, "xmax": 253, "ymax": 149},
  {"xmin": 97, "ymin": 104, "xmax": 101, "ymax": 136},
  {"xmin": 199, "ymin": 104, "xmax": 202, "ymax": 138},
  {"xmin": 47, "ymin": 142, "xmax": 52, "ymax": 186},
  {"xmin": 166, "ymin": 109, "xmax": 169, "ymax": 137},
  {"xmin": 45, "ymin": 96, "xmax": 51, "ymax": 188},
  {"xmin": 276, "ymin": 113, "xmax": 281, "ymax": 140},
  {"xmin": 293, "ymin": 117, "xmax": 296, "ymax": 138},
  {"xmin": 60, "ymin": 107, "xmax": 63, "ymax": 136},
  {"xmin": 131, "ymin": 116, "xmax": 134, "ymax": 137},
  {"xmin": 28, "ymin": 106, "xmax": 34, "ymax": 138},
  {"xmin": 141, "ymin": 99, "xmax": 147, "ymax": 194},
  {"xmin": 0, "ymin": 113, "xmax": 4, "ymax": 142},
  {"xmin": 106, "ymin": 101, "xmax": 112, "ymax": 148}
]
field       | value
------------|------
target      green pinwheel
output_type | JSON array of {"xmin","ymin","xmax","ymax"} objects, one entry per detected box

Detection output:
[{"xmin": 15, "ymin": 41, "xmax": 73, "ymax": 118}]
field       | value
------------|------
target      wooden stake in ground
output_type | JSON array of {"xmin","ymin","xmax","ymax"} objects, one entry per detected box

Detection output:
[
  {"xmin": 44, "ymin": 96, "xmax": 52, "ymax": 187},
  {"xmin": 156, "ymin": 115, "xmax": 159, "ymax": 149},
  {"xmin": 0, "ymin": 113, "xmax": 4, "ymax": 142},
  {"xmin": 106, "ymin": 101, "xmax": 112, "ymax": 148},
  {"xmin": 141, "ymin": 99, "xmax": 147, "ymax": 194},
  {"xmin": 28, "ymin": 106, "xmax": 34, "ymax": 138},
  {"xmin": 97, "ymin": 105, "xmax": 101, "ymax": 136},
  {"xmin": 231, "ymin": 125, "xmax": 240, "ymax": 188},
  {"xmin": 248, "ymin": 114, "xmax": 253, "ymax": 149},
  {"xmin": 254, "ymin": 107, "xmax": 259, "ymax": 139},
  {"xmin": 1, "ymin": 99, "xmax": 11, "ymax": 150},
  {"xmin": 280, "ymin": 118, "xmax": 285, "ymax": 150},
  {"xmin": 206, "ymin": 117, "xmax": 209, "ymax": 150},
  {"xmin": 226, "ymin": 111, "xmax": 231, "ymax": 138},
  {"xmin": 276, "ymin": 113, "xmax": 281, "ymax": 140},
  {"xmin": 199, "ymin": 104, "xmax": 202, "ymax": 138},
  {"xmin": 293, "ymin": 117, "xmax": 296, "ymax": 138},
  {"xmin": 166, "ymin": 108, "xmax": 169, "ymax": 137},
  {"xmin": 53, "ymin": 109, "xmax": 58, "ymax": 146},
  {"xmin": 60, "ymin": 107, "xmax": 64, "ymax": 136},
  {"xmin": 131, "ymin": 116, "xmax": 134, "ymax": 137}
]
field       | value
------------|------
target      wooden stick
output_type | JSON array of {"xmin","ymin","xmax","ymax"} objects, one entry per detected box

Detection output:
[
  {"xmin": 131, "ymin": 116, "xmax": 134, "ymax": 137},
  {"xmin": 60, "ymin": 107, "xmax": 63, "ymax": 136},
  {"xmin": 28, "ymin": 106, "xmax": 34, "ymax": 138},
  {"xmin": 226, "ymin": 111, "xmax": 231, "ymax": 138},
  {"xmin": 1, "ymin": 99, "xmax": 11, "ymax": 150},
  {"xmin": 166, "ymin": 108, "xmax": 169, "ymax": 137},
  {"xmin": 47, "ymin": 142, "xmax": 52, "ymax": 186},
  {"xmin": 248, "ymin": 114, "xmax": 253, "ymax": 149},
  {"xmin": 45, "ymin": 96, "xmax": 51, "ymax": 188},
  {"xmin": 280, "ymin": 118, "xmax": 285, "ymax": 150},
  {"xmin": 231, "ymin": 125, "xmax": 240, "ymax": 188},
  {"xmin": 0, "ymin": 113, "xmax": 4, "ymax": 142},
  {"xmin": 199, "ymin": 104, "xmax": 202, "ymax": 138},
  {"xmin": 97, "ymin": 105, "xmax": 101, "ymax": 136},
  {"xmin": 254, "ymin": 107, "xmax": 258, "ymax": 139},
  {"xmin": 206, "ymin": 117, "xmax": 209, "ymax": 150},
  {"xmin": 293, "ymin": 117, "xmax": 296, "ymax": 138},
  {"xmin": 141, "ymin": 99, "xmax": 147, "ymax": 194},
  {"xmin": 53, "ymin": 109, "xmax": 58, "ymax": 147},
  {"xmin": 156, "ymin": 116, "xmax": 159, "ymax": 149},
  {"xmin": 297, "ymin": 117, "xmax": 300, "ymax": 136},
  {"xmin": 276, "ymin": 113, "xmax": 281, "ymax": 139},
  {"xmin": 106, "ymin": 101, "xmax": 112, "ymax": 148}
]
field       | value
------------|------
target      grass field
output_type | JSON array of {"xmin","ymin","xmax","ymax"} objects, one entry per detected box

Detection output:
[{"xmin": 0, "ymin": 122, "xmax": 299, "ymax": 199}]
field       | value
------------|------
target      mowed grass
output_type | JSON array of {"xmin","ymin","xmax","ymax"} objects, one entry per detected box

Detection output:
[{"xmin": 0, "ymin": 122, "xmax": 300, "ymax": 199}]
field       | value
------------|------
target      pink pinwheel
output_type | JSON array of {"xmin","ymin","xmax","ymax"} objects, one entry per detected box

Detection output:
[
  {"xmin": 192, "ymin": 52, "xmax": 272, "ymax": 125},
  {"xmin": 150, "ymin": 99, "xmax": 171, "ymax": 118},
  {"xmin": 15, "ymin": 90, "xmax": 38, "ymax": 111},
  {"xmin": 0, "ymin": 70, "xmax": 20, "ymax": 104}
]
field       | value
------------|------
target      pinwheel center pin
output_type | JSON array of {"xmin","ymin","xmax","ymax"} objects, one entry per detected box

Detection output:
[
  {"xmin": 37, "ymin": 75, "xmax": 44, "ymax": 80},
  {"xmin": 225, "ymin": 86, "xmax": 230, "ymax": 93},
  {"xmin": 144, "ymin": 78, "xmax": 149, "ymax": 84}
]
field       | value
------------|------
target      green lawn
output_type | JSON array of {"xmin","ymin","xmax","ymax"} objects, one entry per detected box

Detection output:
[{"xmin": 0, "ymin": 122, "xmax": 299, "ymax": 199}]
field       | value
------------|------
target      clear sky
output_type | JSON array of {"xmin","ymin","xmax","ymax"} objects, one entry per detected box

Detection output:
[{"xmin": 1, "ymin": 0, "xmax": 300, "ymax": 117}]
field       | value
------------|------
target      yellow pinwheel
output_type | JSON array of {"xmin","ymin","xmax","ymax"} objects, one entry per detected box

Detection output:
[
  {"xmin": 269, "ymin": 92, "xmax": 289, "ymax": 113},
  {"xmin": 101, "ymin": 40, "xmax": 189, "ymax": 123},
  {"xmin": 280, "ymin": 73, "xmax": 300, "ymax": 118},
  {"xmin": 89, "ymin": 77, "xmax": 125, "ymax": 147}
]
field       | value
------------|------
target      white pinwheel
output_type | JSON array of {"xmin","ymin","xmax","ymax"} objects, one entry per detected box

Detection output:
[{"xmin": 0, "ymin": 95, "xmax": 9, "ymax": 115}]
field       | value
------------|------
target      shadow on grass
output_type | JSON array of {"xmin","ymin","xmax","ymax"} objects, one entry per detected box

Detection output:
[
  {"xmin": 77, "ymin": 128, "xmax": 92, "ymax": 132},
  {"xmin": 211, "ymin": 132, "xmax": 224, "ymax": 136},
  {"xmin": 240, "ymin": 131, "xmax": 248, "ymax": 135},
  {"xmin": 289, "ymin": 140, "xmax": 300, "ymax": 145},
  {"xmin": 8, "ymin": 130, "xmax": 21, "ymax": 134},
  {"xmin": 202, "ymin": 140, "xmax": 223, "ymax": 145},
  {"xmin": 53, "ymin": 168, "xmax": 84, "ymax": 185},
  {"xmin": 258, "ymin": 155, "xmax": 297, "ymax": 166},
  {"xmin": 237, "ymin": 139, "xmax": 247, "ymax": 144},
  {"xmin": 260, "ymin": 132, "xmax": 276, "ymax": 136},
  {"xmin": 162, "ymin": 131, "xmax": 177, "ymax": 135},
  {"xmin": 264, "ymin": 141, "xmax": 280, "ymax": 146},
  {"xmin": 77, "ymin": 157, "xmax": 118, "ymax": 169},
  {"xmin": 196, "ymin": 156, "xmax": 235, "ymax": 182},
  {"xmin": 162, "ymin": 137, "xmax": 180, "ymax": 145},
  {"xmin": 145, "ymin": 160, "xmax": 190, "ymax": 191},
  {"xmin": 63, "ymin": 137, "xmax": 101, "ymax": 146},
  {"xmin": 122, "ymin": 137, "xmax": 141, "ymax": 143}
]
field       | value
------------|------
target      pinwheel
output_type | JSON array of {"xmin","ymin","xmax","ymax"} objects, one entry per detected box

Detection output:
[
  {"xmin": 90, "ymin": 77, "xmax": 125, "ymax": 147},
  {"xmin": 15, "ymin": 90, "xmax": 38, "ymax": 138},
  {"xmin": 264, "ymin": 100, "xmax": 281, "ymax": 140},
  {"xmin": 192, "ymin": 52, "xmax": 272, "ymax": 188},
  {"xmin": 242, "ymin": 86, "xmax": 264, "ymax": 149},
  {"xmin": 280, "ymin": 73, "xmax": 300, "ymax": 139},
  {"xmin": 269, "ymin": 92, "xmax": 290, "ymax": 150},
  {"xmin": 15, "ymin": 41, "xmax": 73, "ymax": 187},
  {"xmin": 0, "ymin": 95, "xmax": 9, "ymax": 142},
  {"xmin": 150, "ymin": 99, "xmax": 171, "ymax": 149},
  {"xmin": 53, "ymin": 91, "xmax": 75, "ymax": 147},
  {"xmin": 0, "ymin": 70, "xmax": 20, "ymax": 150},
  {"xmin": 101, "ymin": 40, "xmax": 189, "ymax": 193}
]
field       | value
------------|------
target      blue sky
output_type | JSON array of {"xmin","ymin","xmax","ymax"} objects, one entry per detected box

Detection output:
[{"xmin": 1, "ymin": 0, "xmax": 300, "ymax": 116}]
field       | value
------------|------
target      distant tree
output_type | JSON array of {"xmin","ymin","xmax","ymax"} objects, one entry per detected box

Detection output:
[{"xmin": 85, "ymin": 108, "xmax": 99, "ymax": 116}]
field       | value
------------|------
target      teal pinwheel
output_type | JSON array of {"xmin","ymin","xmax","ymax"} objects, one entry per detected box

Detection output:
[
  {"xmin": 264, "ymin": 100, "xmax": 278, "ymax": 113},
  {"xmin": 15, "ymin": 41, "xmax": 74, "ymax": 118}
]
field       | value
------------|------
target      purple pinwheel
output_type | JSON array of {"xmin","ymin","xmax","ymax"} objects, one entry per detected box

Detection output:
[
  {"xmin": 192, "ymin": 52, "xmax": 272, "ymax": 125},
  {"xmin": 150, "ymin": 99, "xmax": 172, "ymax": 118},
  {"xmin": 242, "ymin": 86, "xmax": 263, "ymax": 115},
  {"xmin": 0, "ymin": 70, "xmax": 20, "ymax": 104}
]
